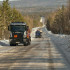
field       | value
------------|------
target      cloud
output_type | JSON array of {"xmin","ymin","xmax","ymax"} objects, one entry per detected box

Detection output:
[{"xmin": 0, "ymin": 0, "xmax": 19, "ymax": 1}]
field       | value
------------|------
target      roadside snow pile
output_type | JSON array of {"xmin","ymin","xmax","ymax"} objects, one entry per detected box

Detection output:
[
  {"xmin": 48, "ymin": 31, "xmax": 52, "ymax": 34},
  {"xmin": 0, "ymin": 40, "xmax": 9, "ymax": 44},
  {"xmin": 44, "ymin": 27, "xmax": 70, "ymax": 63},
  {"xmin": 31, "ymin": 27, "xmax": 41, "ymax": 40},
  {"xmin": 0, "ymin": 40, "xmax": 9, "ymax": 46}
]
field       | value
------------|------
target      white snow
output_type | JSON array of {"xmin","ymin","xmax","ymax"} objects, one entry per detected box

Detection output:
[
  {"xmin": 0, "ymin": 40, "xmax": 9, "ymax": 44},
  {"xmin": 0, "ymin": 40, "xmax": 9, "ymax": 47},
  {"xmin": 31, "ymin": 27, "xmax": 41, "ymax": 40},
  {"xmin": 44, "ymin": 26, "xmax": 70, "ymax": 63}
]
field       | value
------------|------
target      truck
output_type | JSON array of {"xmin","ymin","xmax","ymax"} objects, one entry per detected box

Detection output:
[{"xmin": 8, "ymin": 22, "xmax": 31, "ymax": 46}]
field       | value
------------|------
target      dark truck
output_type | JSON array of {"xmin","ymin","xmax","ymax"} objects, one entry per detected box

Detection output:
[{"xmin": 8, "ymin": 22, "xmax": 31, "ymax": 46}]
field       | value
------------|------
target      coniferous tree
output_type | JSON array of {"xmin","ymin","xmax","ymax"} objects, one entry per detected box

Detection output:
[
  {"xmin": 0, "ymin": 0, "xmax": 25, "ymax": 39},
  {"xmin": 46, "ymin": 19, "xmax": 50, "ymax": 30}
]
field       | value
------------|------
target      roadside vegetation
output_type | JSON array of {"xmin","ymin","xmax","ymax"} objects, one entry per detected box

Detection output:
[
  {"xmin": 0, "ymin": 0, "xmax": 25, "ymax": 39},
  {"xmin": 0, "ymin": 0, "xmax": 69, "ymax": 39},
  {"xmin": 0, "ymin": 0, "xmax": 43, "ymax": 39},
  {"xmin": 46, "ymin": 0, "xmax": 70, "ymax": 34}
]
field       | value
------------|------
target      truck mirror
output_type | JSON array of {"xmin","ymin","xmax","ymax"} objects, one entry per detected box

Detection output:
[
  {"xmin": 8, "ymin": 26, "xmax": 10, "ymax": 31},
  {"xmin": 8, "ymin": 26, "xmax": 9, "ymax": 30},
  {"xmin": 25, "ymin": 26, "xmax": 28, "ymax": 31},
  {"xmin": 26, "ymin": 26, "xmax": 29, "ymax": 31}
]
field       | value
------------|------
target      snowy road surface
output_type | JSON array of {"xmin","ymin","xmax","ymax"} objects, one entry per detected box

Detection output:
[{"xmin": 0, "ymin": 27, "xmax": 70, "ymax": 70}]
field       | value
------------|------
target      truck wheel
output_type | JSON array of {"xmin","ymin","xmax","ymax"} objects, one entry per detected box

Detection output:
[
  {"xmin": 24, "ymin": 43, "xmax": 27, "ymax": 46},
  {"xmin": 10, "ymin": 44, "xmax": 13, "ymax": 46},
  {"xmin": 16, "ymin": 43, "xmax": 18, "ymax": 46},
  {"xmin": 28, "ymin": 41, "xmax": 31, "ymax": 45},
  {"xmin": 13, "ymin": 44, "xmax": 16, "ymax": 46},
  {"xmin": 10, "ymin": 43, "xmax": 16, "ymax": 46}
]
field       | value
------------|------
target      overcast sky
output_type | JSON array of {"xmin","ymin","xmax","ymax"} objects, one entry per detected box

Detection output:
[
  {"xmin": 0, "ymin": 0, "xmax": 67, "ymax": 7},
  {"xmin": 0, "ymin": 0, "xmax": 18, "ymax": 1}
]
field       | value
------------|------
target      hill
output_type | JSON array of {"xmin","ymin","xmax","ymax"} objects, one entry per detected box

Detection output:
[
  {"xmin": 9, "ymin": 0, "xmax": 67, "ymax": 7},
  {"xmin": 0, "ymin": 0, "xmax": 67, "ymax": 13}
]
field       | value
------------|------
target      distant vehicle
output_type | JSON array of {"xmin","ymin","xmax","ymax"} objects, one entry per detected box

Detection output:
[
  {"xmin": 8, "ymin": 22, "xmax": 31, "ymax": 46},
  {"xmin": 35, "ymin": 30, "xmax": 42, "ymax": 38}
]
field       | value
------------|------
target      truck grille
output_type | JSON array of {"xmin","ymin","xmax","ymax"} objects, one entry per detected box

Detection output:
[{"xmin": 13, "ymin": 33, "xmax": 23, "ymax": 42}]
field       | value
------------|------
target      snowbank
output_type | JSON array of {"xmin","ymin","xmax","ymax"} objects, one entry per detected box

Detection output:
[
  {"xmin": 0, "ymin": 40, "xmax": 9, "ymax": 44},
  {"xmin": 0, "ymin": 40, "xmax": 9, "ymax": 47},
  {"xmin": 31, "ymin": 27, "xmax": 41, "ymax": 40},
  {"xmin": 44, "ymin": 26, "xmax": 70, "ymax": 64}
]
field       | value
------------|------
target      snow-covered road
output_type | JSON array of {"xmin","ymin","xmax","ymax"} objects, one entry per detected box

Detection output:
[
  {"xmin": 0, "ymin": 26, "xmax": 70, "ymax": 70},
  {"xmin": 43, "ymin": 26, "xmax": 70, "ymax": 65},
  {"xmin": 0, "ymin": 26, "xmax": 70, "ymax": 63}
]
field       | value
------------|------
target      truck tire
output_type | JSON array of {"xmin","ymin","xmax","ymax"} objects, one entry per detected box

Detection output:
[
  {"xmin": 10, "ymin": 43, "xmax": 16, "ymax": 46},
  {"xmin": 24, "ymin": 43, "xmax": 28, "ymax": 46},
  {"xmin": 28, "ymin": 40, "xmax": 31, "ymax": 45},
  {"xmin": 10, "ymin": 44, "xmax": 13, "ymax": 46}
]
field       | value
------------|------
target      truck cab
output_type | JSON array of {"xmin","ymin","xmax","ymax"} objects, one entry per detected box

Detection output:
[{"xmin": 8, "ymin": 22, "xmax": 31, "ymax": 46}]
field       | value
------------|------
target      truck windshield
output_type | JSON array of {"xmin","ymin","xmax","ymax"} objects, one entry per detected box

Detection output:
[{"xmin": 11, "ymin": 25, "xmax": 26, "ymax": 32}]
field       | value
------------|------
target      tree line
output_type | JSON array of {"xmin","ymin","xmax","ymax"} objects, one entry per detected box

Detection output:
[
  {"xmin": 0, "ymin": 0, "xmax": 43, "ymax": 39},
  {"xmin": 0, "ymin": 0, "xmax": 26, "ymax": 39},
  {"xmin": 46, "ymin": 0, "xmax": 70, "ymax": 34}
]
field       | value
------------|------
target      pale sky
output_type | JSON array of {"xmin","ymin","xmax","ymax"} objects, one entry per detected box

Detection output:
[{"xmin": 0, "ymin": 0, "xmax": 18, "ymax": 1}]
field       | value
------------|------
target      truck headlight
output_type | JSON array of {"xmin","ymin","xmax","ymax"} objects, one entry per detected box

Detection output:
[
  {"xmin": 24, "ymin": 31, "xmax": 26, "ymax": 38},
  {"xmin": 10, "ymin": 32, "xmax": 12, "ymax": 37},
  {"xmin": 23, "ymin": 35, "xmax": 26, "ymax": 38}
]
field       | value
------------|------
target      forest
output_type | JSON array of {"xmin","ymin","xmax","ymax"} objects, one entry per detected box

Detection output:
[
  {"xmin": 46, "ymin": 0, "xmax": 70, "ymax": 34},
  {"xmin": 0, "ymin": 0, "xmax": 70, "ymax": 39},
  {"xmin": 0, "ymin": 0, "xmax": 43, "ymax": 39}
]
